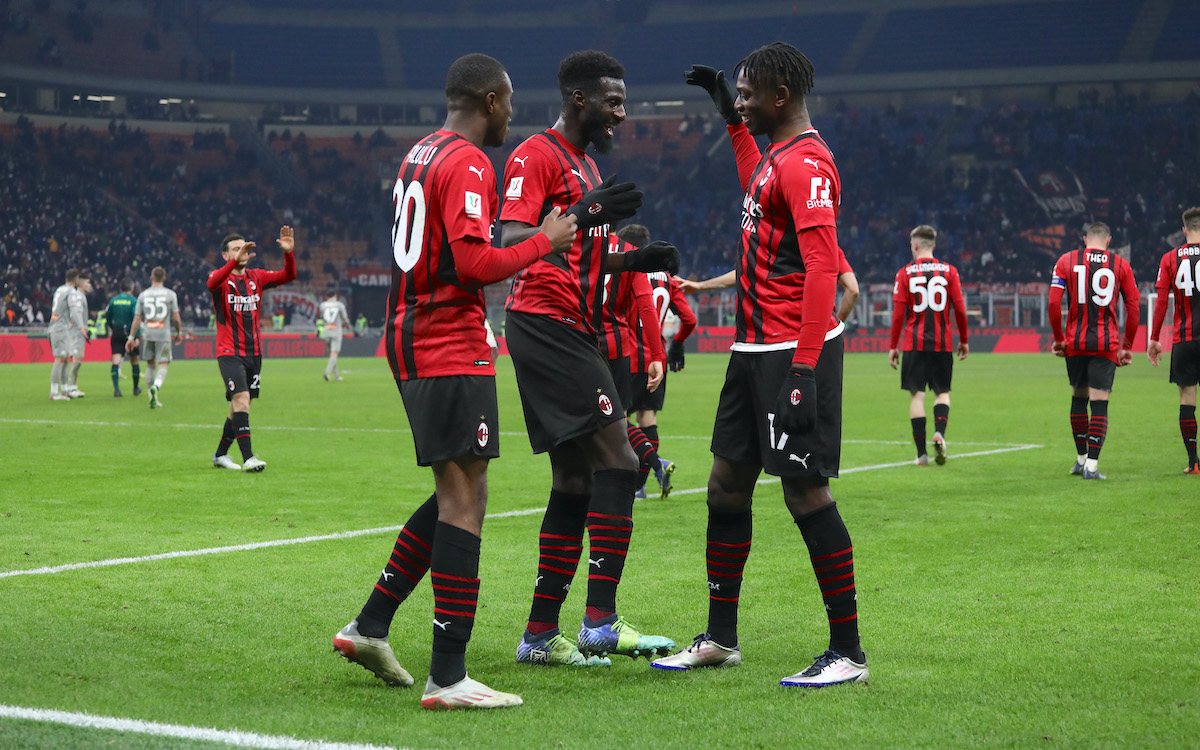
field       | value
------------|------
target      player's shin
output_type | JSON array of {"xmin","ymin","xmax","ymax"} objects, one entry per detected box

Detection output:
[
  {"xmin": 527, "ymin": 490, "xmax": 588, "ymax": 632},
  {"xmin": 428, "ymin": 522, "xmax": 481, "ymax": 688},
  {"xmin": 706, "ymin": 508, "xmax": 752, "ymax": 647},
  {"xmin": 583, "ymin": 469, "xmax": 638, "ymax": 620},
  {"xmin": 797, "ymin": 502, "xmax": 863, "ymax": 662},
  {"xmin": 356, "ymin": 493, "xmax": 437, "ymax": 637}
]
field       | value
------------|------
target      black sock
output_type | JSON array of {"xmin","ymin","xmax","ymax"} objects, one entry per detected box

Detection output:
[
  {"xmin": 1087, "ymin": 400, "xmax": 1109, "ymax": 461},
  {"xmin": 1070, "ymin": 396, "xmax": 1089, "ymax": 456},
  {"xmin": 111, "ymin": 364, "xmax": 120, "ymax": 391},
  {"xmin": 1180, "ymin": 405, "xmax": 1197, "ymax": 462},
  {"xmin": 215, "ymin": 418, "xmax": 236, "ymax": 457},
  {"xmin": 911, "ymin": 417, "xmax": 927, "ymax": 457},
  {"xmin": 627, "ymin": 424, "xmax": 658, "ymax": 470},
  {"xmin": 428, "ymin": 522, "xmax": 480, "ymax": 688},
  {"xmin": 132, "ymin": 364, "xmax": 140, "ymax": 389},
  {"xmin": 232, "ymin": 411, "xmax": 253, "ymax": 460},
  {"xmin": 796, "ymin": 502, "xmax": 863, "ymax": 662},
  {"xmin": 933, "ymin": 403, "xmax": 949, "ymax": 437},
  {"xmin": 706, "ymin": 508, "xmax": 752, "ymax": 648},
  {"xmin": 584, "ymin": 468, "xmax": 638, "ymax": 617},
  {"xmin": 356, "ymin": 494, "xmax": 437, "ymax": 638},
  {"xmin": 527, "ymin": 490, "xmax": 589, "ymax": 629}
]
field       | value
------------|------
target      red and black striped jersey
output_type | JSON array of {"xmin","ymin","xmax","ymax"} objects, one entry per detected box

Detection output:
[
  {"xmin": 632, "ymin": 271, "xmax": 696, "ymax": 374},
  {"xmin": 207, "ymin": 253, "xmax": 295, "ymax": 357},
  {"xmin": 386, "ymin": 130, "xmax": 515, "ymax": 380},
  {"xmin": 501, "ymin": 129, "xmax": 610, "ymax": 336},
  {"xmin": 889, "ymin": 256, "xmax": 969, "ymax": 352},
  {"xmin": 727, "ymin": 123, "xmax": 841, "ymax": 368},
  {"xmin": 1151, "ymin": 243, "xmax": 1200, "ymax": 345},
  {"xmin": 1049, "ymin": 247, "xmax": 1139, "ymax": 359},
  {"xmin": 599, "ymin": 236, "xmax": 650, "ymax": 362}
]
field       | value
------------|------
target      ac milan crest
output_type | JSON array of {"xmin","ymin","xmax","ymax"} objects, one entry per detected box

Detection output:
[
  {"xmin": 598, "ymin": 392, "xmax": 613, "ymax": 416},
  {"xmin": 477, "ymin": 420, "xmax": 489, "ymax": 447},
  {"xmin": 789, "ymin": 388, "xmax": 802, "ymax": 406}
]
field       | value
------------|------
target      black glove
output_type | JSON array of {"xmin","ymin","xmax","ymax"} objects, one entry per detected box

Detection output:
[
  {"xmin": 567, "ymin": 175, "xmax": 643, "ymax": 229},
  {"xmin": 685, "ymin": 65, "xmax": 740, "ymax": 126},
  {"xmin": 624, "ymin": 241, "xmax": 680, "ymax": 275},
  {"xmin": 775, "ymin": 367, "xmax": 817, "ymax": 436},
  {"xmin": 667, "ymin": 339, "xmax": 685, "ymax": 372}
]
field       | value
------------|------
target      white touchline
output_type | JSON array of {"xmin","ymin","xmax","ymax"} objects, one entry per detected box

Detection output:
[
  {"xmin": 0, "ymin": 445, "xmax": 1040, "ymax": 579},
  {"xmin": 0, "ymin": 704, "xmax": 407, "ymax": 750}
]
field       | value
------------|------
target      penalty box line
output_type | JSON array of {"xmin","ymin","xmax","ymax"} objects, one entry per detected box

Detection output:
[{"xmin": 0, "ymin": 443, "xmax": 1040, "ymax": 580}]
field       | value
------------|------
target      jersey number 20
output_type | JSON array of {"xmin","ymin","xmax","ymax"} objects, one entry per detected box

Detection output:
[{"xmin": 392, "ymin": 177, "xmax": 427, "ymax": 273}]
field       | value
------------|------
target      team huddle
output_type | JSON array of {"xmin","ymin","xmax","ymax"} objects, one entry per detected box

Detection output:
[{"xmin": 44, "ymin": 41, "xmax": 1200, "ymax": 713}]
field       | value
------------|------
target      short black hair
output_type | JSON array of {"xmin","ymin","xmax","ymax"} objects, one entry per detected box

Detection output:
[
  {"xmin": 121, "ymin": 278, "xmax": 134, "ymax": 292},
  {"xmin": 737, "ymin": 42, "xmax": 815, "ymax": 98},
  {"xmin": 616, "ymin": 223, "xmax": 650, "ymax": 247},
  {"xmin": 220, "ymin": 233, "xmax": 244, "ymax": 255},
  {"xmin": 445, "ymin": 53, "xmax": 508, "ymax": 107},
  {"xmin": 558, "ymin": 50, "xmax": 624, "ymax": 99}
]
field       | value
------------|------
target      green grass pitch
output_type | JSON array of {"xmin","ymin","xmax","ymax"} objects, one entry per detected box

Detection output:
[{"xmin": 1, "ymin": 351, "xmax": 1197, "ymax": 749}]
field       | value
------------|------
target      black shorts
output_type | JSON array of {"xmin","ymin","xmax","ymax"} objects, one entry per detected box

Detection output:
[
  {"xmin": 711, "ymin": 335, "xmax": 844, "ymax": 478},
  {"xmin": 900, "ymin": 351, "xmax": 953, "ymax": 393},
  {"xmin": 218, "ymin": 355, "xmax": 262, "ymax": 400},
  {"xmin": 506, "ymin": 311, "xmax": 626, "ymax": 454},
  {"xmin": 1169, "ymin": 340, "xmax": 1200, "ymax": 387},
  {"xmin": 110, "ymin": 327, "xmax": 129, "ymax": 356},
  {"xmin": 628, "ymin": 370, "xmax": 665, "ymax": 414},
  {"xmin": 398, "ymin": 375, "xmax": 500, "ymax": 466},
  {"xmin": 607, "ymin": 357, "xmax": 633, "ymax": 409},
  {"xmin": 1065, "ymin": 355, "xmax": 1117, "ymax": 392}
]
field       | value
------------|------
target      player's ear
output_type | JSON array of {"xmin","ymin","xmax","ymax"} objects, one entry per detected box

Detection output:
[
  {"xmin": 571, "ymin": 89, "xmax": 587, "ymax": 112},
  {"xmin": 776, "ymin": 84, "xmax": 790, "ymax": 109},
  {"xmin": 485, "ymin": 90, "xmax": 497, "ymax": 114}
]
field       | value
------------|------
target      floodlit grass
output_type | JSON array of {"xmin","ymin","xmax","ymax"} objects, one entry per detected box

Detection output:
[{"xmin": 1, "ymin": 352, "xmax": 1197, "ymax": 749}]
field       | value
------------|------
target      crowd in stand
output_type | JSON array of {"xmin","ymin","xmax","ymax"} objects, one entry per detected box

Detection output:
[{"xmin": 2, "ymin": 92, "xmax": 1198, "ymax": 328}]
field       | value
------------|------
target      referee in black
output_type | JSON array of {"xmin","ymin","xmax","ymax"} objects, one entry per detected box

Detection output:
[{"xmin": 103, "ymin": 279, "xmax": 140, "ymax": 397}]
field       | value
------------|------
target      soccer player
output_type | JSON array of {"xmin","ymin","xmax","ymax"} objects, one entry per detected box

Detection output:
[
  {"xmin": 48, "ymin": 268, "xmax": 84, "ymax": 401},
  {"xmin": 206, "ymin": 226, "xmax": 297, "ymax": 472},
  {"xmin": 888, "ymin": 225, "xmax": 970, "ymax": 466},
  {"xmin": 618, "ymin": 224, "xmax": 698, "ymax": 500},
  {"xmin": 1147, "ymin": 206, "xmax": 1200, "ymax": 474},
  {"xmin": 500, "ymin": 50, "xmax": 680, "ymax": 668},
  {"xmin": 103, "ymin": 280, "xmax": 140, "ymax": 397},
  {"xmin": 1049, "ymin": 221, "xmax": 1139, "ymax": 480},
  {"xmin": 49, "ymin": 270, "xmax": 92, "ymax": 399},
  {"xmin": 650, "ymin": 44, "xmax": 868, "ymax": 688},
  {"xmin": 127, "ymin": 267, "xmax": 182, "ymax": 409},
  {"xmin": 332, "ymin": 53, "xmax": 577, "ymax": 710},
  {"xmin": 598, "ymin": 225, "xmax": 667, "ymax": 501},
  {"xmin": 319, "ymin": 290, "xmax": 351, "ymax": 382}
]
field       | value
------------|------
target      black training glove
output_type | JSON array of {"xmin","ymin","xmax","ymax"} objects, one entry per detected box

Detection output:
[
  {"xmin": 623, "ymin": 241, "xmax": 680, "ymax": 275},
  {"xmin": 775, "ymin": 367, "xmax": 817, "ymax": 436},
  {"xmin": 685, "ymin": 65, "xmax": 740, "ymax": 126},
  {"xmin": 567, "ymin": 175, "xmax": 643, "ymax": 230},
  {"xmin": 667, "ymin": 339, "xmax": 685, "ymax": 372}
]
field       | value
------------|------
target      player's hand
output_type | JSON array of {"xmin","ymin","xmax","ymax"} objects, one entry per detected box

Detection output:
[
  {"xmin": 667, "ymin": 339, "xmax": 685, "ymax": 372},
  {"xmin": 567, "ymin": 176, "xmax": 643, "ymax": 229},
  {"xmin": 888, "ymin": 348, "xmax": 900, "ymax": 369},
  {"xmin": 538, "ymin": 206, "xmax": 577, "ymax": 254},
  {"xmin": 675, "ymin": 276, "xmax": 703, "ymax": 294},
  {"xmin": 958, "ymin": 342, "xmax": 970, "ymax": 361},
  {"xmin": 278, "ymin": 225, "xmax": 295, "ymax": 253},
  {"xmin": 647, "ymin": 360, "xmax": 665, "ymax": 392},
  {"xmin": 685, "ymin": 65, "xmax": 740, "ymax": 125},
  {"xmin": 1052, "ymin": 340, "xmax": 1067, "ymax": 358},
  {"xmin": 1148, "ymin": 340, "xmax": 1162, "ymax": 367},
  {"xmin": 237, "ymin": 241, "xmax": 257, "ymax": 266},
  {"xmin": 624, "ymin": 241, "xmax": 680, "ymax": 275},
  {"xmin": 1117, "ymin": 348, "xmax": 1133, "ymax": 366},
  {"xmin": 775, "ymin": 366, "xmax": 818, "ymax": 436}
]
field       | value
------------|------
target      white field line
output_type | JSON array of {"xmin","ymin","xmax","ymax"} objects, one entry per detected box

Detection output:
[
  {"xmin": 0, "ymin": 704, "xmax": 404, "ymax": 750},
  {"xmin": 0, "ymin": 418, "xmax": 1034, "ymax": 446},
  {"xmin": 0, "ymin": 443, "xmax": 1038, "ymax": 580}
]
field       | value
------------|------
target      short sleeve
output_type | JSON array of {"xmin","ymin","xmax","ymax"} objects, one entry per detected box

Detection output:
[
  {"xmin": 441, "ymin": 150, "xmax": 496, "ymax": 244},
  {"xmin": 499, "ymin": 141, "xmax": 551, "ymax": 226}
]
